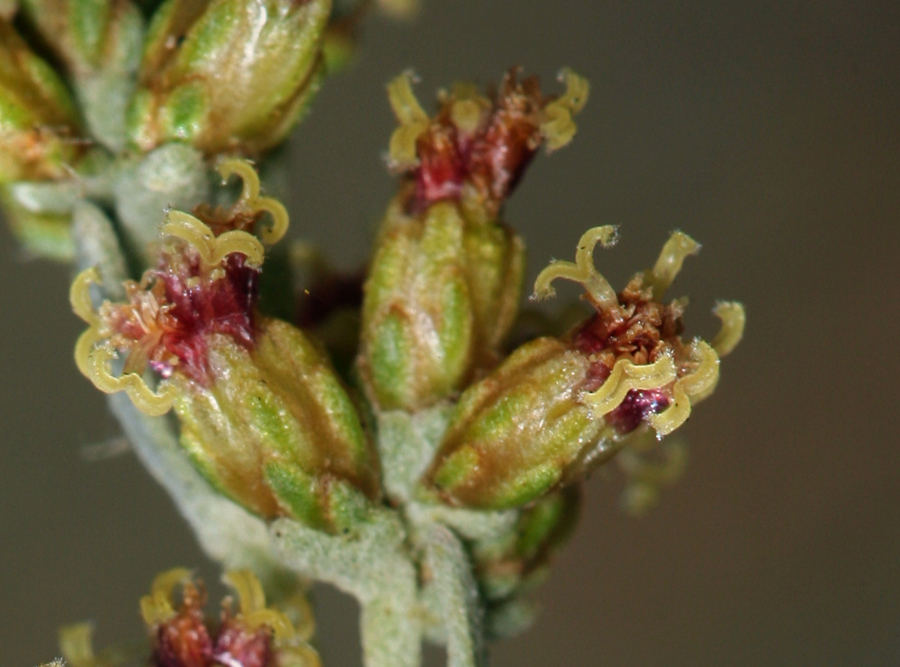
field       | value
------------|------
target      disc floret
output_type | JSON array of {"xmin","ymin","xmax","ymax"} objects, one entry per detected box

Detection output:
[
  {"xmin": 387, "ymin": 67, "xmax": 589, "ymax": 216},
  {"xmin": 70, "ymin": 160, "xmax": 283, "ymax": 412},
  {"xmin": 534, "ymin": 225, "xmax": 745, "ymax": 436}
]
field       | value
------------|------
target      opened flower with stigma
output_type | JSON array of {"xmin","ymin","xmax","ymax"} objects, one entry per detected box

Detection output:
[
  {"xmin": 71, "ymin": 159, "xmax": 379, "ymax": 533},
  {"xmin": 424, "ymin": 225, "xmax": 745, "ymax": 509}
]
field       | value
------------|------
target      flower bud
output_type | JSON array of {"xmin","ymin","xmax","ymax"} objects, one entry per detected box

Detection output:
[
  {"xmin": 0, "ymin": 20, "xmax": 85, "ymax": 182},
  {"xmin": 359, "ymin": 195, "xmax": 524, "ymax": 411},
  {"xmin": 472, "ymin": 485, "xmax": 581, "ymax": 602},
  {"xmin": 423, "ymin": 225, "xmax": 745, "ymax": 509},
  {"xmin": 18, "ymin": 0, "xmax": 145, "ymax": 149},
  {"xmin": 18, "ymin": 0, "xmax": 142, "ymax": 78},
  {"xmin": 128, "ymin": 0, "xmax": 331, "ymax": 155},
  {"xmin": 358, "ymin": 69, "xmax": 588, "ymax": 412},
  {"xmin": 71, "ymin": 160, "xmax": 378, "ymax": 532}
]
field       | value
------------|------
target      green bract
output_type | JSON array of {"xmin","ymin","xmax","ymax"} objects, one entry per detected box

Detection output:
[{"xmin": 424, "ymin": 337, "xmax": 608, "ymax": 509}]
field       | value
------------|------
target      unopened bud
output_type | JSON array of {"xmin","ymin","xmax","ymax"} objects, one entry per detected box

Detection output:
[
  {"xmin": 359, "ymin": 196, "xmax": 524, "ymax": 411},
  {"xmin": 128, "ymin": 0, "xmax": 331, "ymax": 155},
  {"xmin": 18, "ymin": 0, "xmax": 144, "ymax": 149},
  {"xmin": 424, "ymin": 226, "xmax": 745, "ymax": 509},
  {"xmin": 71, "ymin": 161, "xmax": 378, "ymax": 532},
  {"xmin": 472, "ymin": 485, "xmax": 581, "ymax": 602},
  {"xmin": 0, "ymin": 21, "xmax": 85, "ymax": 182}
]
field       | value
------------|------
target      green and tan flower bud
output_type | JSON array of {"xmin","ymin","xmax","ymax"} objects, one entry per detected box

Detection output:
[
  {"xmin": 71, "ymin": 160, "xmax": 378, "ymax": 532},
  {"xmin": 18, "ymin": 0, "xmax": 143, "ymax": 78},
  {"xmin": 0, "ymin": 20, "xmax": 85, "ymax": 182},
  {"xmin": 472, "ymin": 485, "xmax": 581, "ymax": 602},
  {"xmin": 128, "ymin": 0, "xmax": 331, "ymax": 155},
  {"xmin": 359, "ymin": 69, "xmax": 588, "ymax": 412},
  {"xmin": 423, "ymin": 225, "xmax": 745, "ymax": 509},
  {"xmin": 359, "ymin": 193, "xmax": 524, "ymax": 412}
]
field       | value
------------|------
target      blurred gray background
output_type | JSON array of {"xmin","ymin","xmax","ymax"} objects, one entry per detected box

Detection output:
[{"xmin": 3, "ymin": 1, "xmax": 900, "ymax": 665}]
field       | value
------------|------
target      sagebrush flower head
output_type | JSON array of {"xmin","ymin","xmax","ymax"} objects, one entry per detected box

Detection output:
[
  {"xmin": 128, "ymin": 0, "xmax": 331, "ymax": 155},
  {"xmin": 358, "ymin": 68, "xmax": 587, "ymax": 412},
  {"xmin": 423, "ymin": 226, "xmax": 744, "ymax": 509},
  {"xmin": 71, "ymin": 160, "xmax": 379, "ymax": 530}
]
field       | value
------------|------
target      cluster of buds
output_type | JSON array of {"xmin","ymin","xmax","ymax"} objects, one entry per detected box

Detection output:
[
  {"xmin": 58, "ymin": 569, "xmax": 319, "ymax": 667},
  {"xmin": 0, "ymin": 0, "xmax": 355, "ymax": 260},
  {"xmin": 69, "ymin": 72, "xmax": 744, "ymax": 530},
  {"xmin": 63, "ymin": 62, "xmax": 745, "ymax": 664}
]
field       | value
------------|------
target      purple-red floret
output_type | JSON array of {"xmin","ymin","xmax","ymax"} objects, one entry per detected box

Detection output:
[
  {"xmin": 104, "ymin": 247, "xmax": 260, "ymax": 385},
  {"xmin": 607, "ymin": 389, "xmax": 671, "ymax": 434}
]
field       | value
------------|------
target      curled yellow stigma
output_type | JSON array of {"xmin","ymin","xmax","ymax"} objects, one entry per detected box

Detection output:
[
  {"xmin": 70, "ymin": 269, "xmax": 176, "ymax": 417},
  {"xmin": 140, "ymin": 567, "xmax": 193, "ymax": 627},
  {"xmin": 582, "ymin": 354, "xmax": 678, "ymax": 418},
  {"xmin": 711, "ymin": 301, "xmax": 746, "ymax": 357},
  {"xmin": 540, "ymin": 68, "xmax": 590, "ymax": 152},
  {"xmin": 648, "ymin": 340, "xmax": 720, "ymax": 436},
  {"xmin": 162, "ymin": 210, "xmax": 265, "ymax": 269},
  {"xmin": 532, "ymin": 225, "xmax": 619, "ymax": 309},
  {"xmin": 223, "ymin": 570, "xmax": 296, "ymax": 643},
  {"xmin": 617, "ymin": 432, "xmax": 688, "ymax": 517},
  {"xmin": 217, "ymin": 158, "xmax": 289, "ymax": 245},
  {"xmin": 644, "ymin": 231, "xmax": 701, "ymax": 300},
  {"xmin": 387, "ymin": 70, "xmax": 430, "ymax": 169},
  {"xmin": 59, "ymin": 623, "xmax": 97, "ymax": 667}
]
